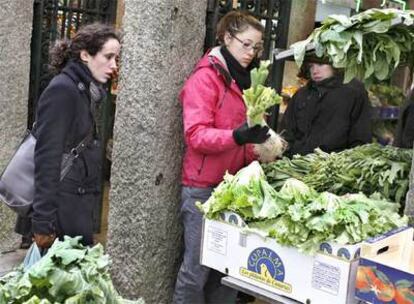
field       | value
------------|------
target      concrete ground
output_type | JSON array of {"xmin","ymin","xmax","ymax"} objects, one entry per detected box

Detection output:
[{"xmin": 0, "ymin": 248, "xmax": 27, "ymax": 277}]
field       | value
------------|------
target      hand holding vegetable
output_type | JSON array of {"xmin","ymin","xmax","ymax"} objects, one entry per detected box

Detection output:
[
  {"xmin": 242, "ymin": 61, "xmax": 287, "ymax": 162},
  {"xmin": 33, "ymin": 233, "xmax": 56, "ymax": 249},
  {"xmin": 233, "ymin": 122, "xmax": 270, "ymax": 145}
]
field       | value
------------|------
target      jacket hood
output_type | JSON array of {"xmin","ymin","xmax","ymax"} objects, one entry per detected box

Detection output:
[
  {"xmin": 195, "ymin": 46, "xmax": 227, "ymax": 69},
  {"xmin": 194, "ymin": 46, "xmax": 233, "ymax": 87}
]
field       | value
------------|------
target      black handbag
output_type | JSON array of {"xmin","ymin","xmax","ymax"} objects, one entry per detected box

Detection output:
[{"xmin": 0, "ymin": 128, "xmax": 93, "ymax": 217}]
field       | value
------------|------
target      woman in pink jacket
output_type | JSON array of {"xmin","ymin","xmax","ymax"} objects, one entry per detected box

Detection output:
[{"xmin": 173, "ymin": 11, "xmax": 268, "ymax": 304}]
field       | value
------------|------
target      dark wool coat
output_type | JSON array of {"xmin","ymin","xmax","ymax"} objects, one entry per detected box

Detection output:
[
  {"xmin": 395, "ymin": 91, "xmax": 414, "ymax": 149},
  {"xmin": 31, "ymin": 60, "xmax": 103, "ymax": 245},
  {"xmin": 281, "ymin": 76, "xmax": 372, "ymax": 157}
]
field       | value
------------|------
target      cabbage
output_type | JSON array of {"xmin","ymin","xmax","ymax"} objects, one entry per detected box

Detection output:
[{"xmin": 0, "ymin": 237, "xmax": 144, "ymax": 304}]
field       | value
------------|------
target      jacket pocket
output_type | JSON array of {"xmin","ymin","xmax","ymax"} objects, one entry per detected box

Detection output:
[{"xmin": 62, "ymin": 157, "xmax": 86, "ymax": 183}]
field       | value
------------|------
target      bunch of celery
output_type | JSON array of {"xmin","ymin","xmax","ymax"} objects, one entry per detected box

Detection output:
[{"xmin": 243, "ymin": 61, "xmax": 286, "ymax": 162}]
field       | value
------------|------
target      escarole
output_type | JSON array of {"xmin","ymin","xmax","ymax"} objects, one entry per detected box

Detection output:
[
  {"xmin": 243, "ymin": 61, "xmax": 286, "ymax": 162},
  {"xmin": 197, "ymin": 161, "xmax": 408, "ymax": 254}
]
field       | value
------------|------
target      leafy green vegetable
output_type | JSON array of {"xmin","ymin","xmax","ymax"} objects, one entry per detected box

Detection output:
[
  {"xmin": 0, "ymin": 237, "xmax": 144, "ymax": 304},
  {"xmin": 369, "ymin": 83, "xmax": 405, "ymax": 106},
  {"xmin": 242, "ymin": 61, "xmax": 286, "ymax": 162},
  {"xmin": 291, "ymin": 9, "xmax": 414, "ymax": 84},
  {"xmin": 199, "ymin": 162, "xmax": 408, "ymax": 254},
  {"xmin": 197, "ymin": 161, "xmax": 286, "ymax": 220},
  {"xmin": 243, "ymin": 61, "xmax": 282, "ymax": 127},
  {"xmin": 263, "ymin": 144, "xmax": 412, "ymax": 207}
]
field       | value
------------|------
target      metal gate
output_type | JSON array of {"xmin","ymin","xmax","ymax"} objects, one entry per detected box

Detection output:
[
  {"xmin": 204, "ymin": 0, "xmax": 292, "ymax": 129},
  {"xmin": 28, "ymin": 0, "xmax": 118, "ymax": 233}
]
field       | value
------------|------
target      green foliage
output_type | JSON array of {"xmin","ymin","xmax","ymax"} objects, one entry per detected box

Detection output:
[
  {"xmin": 291, "ymin": 9, "xmax": 414, "ymax": 84},
  {"xmin": 369, "ymin": 83, "xmax": 405, "ymax": 106},
  {"xmin": 198, "ymin": 162, "xmax": 407, "ymax": 254},
  {"xmin": 243, "ymin": 61, "xmax": 282, "ymax": 126},
  {"xmin": 0, "ymin": 237, "xmax": 145, "ymax": 304},
  {"xmin": 263, "ymin": 144, "xmax": 412, "ymax": 206}
]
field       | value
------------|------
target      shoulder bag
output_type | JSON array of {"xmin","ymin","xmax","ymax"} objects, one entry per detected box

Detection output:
[{"xmin": 0, "ymin": 128, "xmax": 93, "ymax": 217}]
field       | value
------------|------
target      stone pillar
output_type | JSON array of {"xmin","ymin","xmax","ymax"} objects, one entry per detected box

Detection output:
[
  {"xmin": 106, "ymin": 1, "xmax": 208, "ymax": 302},
  {"xmin": 0, "ymin": 0, "xmax": 33, "ymax": 252},
  {"xmin": 282, "ymin": 0, "xmax": 317, "ymax": 87}
]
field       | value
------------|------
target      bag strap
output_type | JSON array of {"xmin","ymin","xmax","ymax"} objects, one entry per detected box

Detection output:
[
  {"xmin": 59, "ymin": 100, "xmax": 98, "ymax": 180},
  {"xmin": 69, "ymin": 127, "xmax": 94, "ymax": 157}
]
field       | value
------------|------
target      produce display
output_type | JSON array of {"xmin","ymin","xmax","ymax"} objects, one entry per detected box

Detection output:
[
  {"xmin": 369, "ymin": 83, "xmax": 405, "ymax": 107},
  {"xmin": 263, "ymin": 144, "xmax": 412, "ymax": 206},
  {"xmin": 372, "ymin": 120, "xmax": 397, "ymax": 145},
  {"xmin": 291, "ymin": 9, "xmax": 414, "ymax": 83},
  {"xmin": 0, "ymin": 237, "xmax": 144, "ymax": 304},
  {"xmin": 197, "ymin": 161, "xmax": 407, "ymax": 254},
  {"xmin": 368, "ymin": 83, "xmax": 404, "ymax": 145}
]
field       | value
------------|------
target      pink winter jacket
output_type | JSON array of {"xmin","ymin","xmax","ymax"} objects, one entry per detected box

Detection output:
[{"xmin": 181, "ymin": 47, "xmax": 257, "ymax": 187}]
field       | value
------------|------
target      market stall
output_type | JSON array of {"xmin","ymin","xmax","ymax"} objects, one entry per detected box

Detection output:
[{"xmin": 197, "ymin": 5, "xmax": 414, "ymax": 304}]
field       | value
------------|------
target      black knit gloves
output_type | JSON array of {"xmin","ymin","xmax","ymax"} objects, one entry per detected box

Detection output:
[{"xmin": 233, "ymin": 122, "xmax": 270, "ymax": 145}]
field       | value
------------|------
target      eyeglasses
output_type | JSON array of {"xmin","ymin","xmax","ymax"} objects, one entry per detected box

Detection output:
[{"xmin": 231, "ymin": 34, "xmax": 264, "ymax": 54}]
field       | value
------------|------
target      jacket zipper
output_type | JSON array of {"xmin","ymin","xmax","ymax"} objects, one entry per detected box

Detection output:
[{"xmin": 198, "ymin": 155, "xmax": 206, "ymax": 175}]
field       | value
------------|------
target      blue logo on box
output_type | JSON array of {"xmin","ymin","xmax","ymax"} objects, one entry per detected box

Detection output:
[
  {"xmin": 228, "ymin": 214, "xmax": 239, "ymax": 225},
  {"xmin": 337, "ymin": 248, "xmax": 351, "ymax": 260},
  {"xmin": 247, "ymin": 247, "xmax": 285, "ymax": 281},
  {"xmin": 240, "ymin": 247, "xmax": 292, "ymax": 293},
  {"xmin": 319, "ymin": 242, "xmax": 333, "ymax": 254}
]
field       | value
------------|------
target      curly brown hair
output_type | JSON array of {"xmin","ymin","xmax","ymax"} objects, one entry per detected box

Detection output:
[
  {"xmin": 49, "ymin": 22, "xmax": 121, "ymax": 73},
  {"xmin": 216, "ymin": 11, "xmax": 264, "ymax": 45}
]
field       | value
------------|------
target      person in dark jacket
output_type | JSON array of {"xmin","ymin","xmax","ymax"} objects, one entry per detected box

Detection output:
[
  {"xmin": 280, "ymin": 62, "xmax": 372, "ymax": 157},
  {"xmin": 395, "ymin": 90, "xmax": 414, "ymax": 149},
  {"xmin": 30, "ymin": 23, "xmax": 120, "ymax": 249}
]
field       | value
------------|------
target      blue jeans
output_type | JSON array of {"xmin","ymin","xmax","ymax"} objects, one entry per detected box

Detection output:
[{"xmin": 173, "ymin": 187, "xmax": 237, "ymax": 304}]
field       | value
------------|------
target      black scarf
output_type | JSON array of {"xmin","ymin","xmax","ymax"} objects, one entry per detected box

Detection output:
[{"xmin": 220, "ymin": 46, "xmax": 255, "ymax": 91}]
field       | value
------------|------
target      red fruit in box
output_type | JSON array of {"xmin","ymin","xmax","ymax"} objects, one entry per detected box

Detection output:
[{"xmin": 395, "ymin": 280, "xmax": 414, "ymax": 304}]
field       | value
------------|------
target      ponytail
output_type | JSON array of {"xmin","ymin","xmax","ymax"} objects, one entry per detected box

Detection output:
[{"xmin": 49, "ymin": 39, "xmax": 72, "ymax": 74}]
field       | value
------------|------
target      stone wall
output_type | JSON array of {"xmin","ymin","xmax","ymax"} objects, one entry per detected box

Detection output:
[
  {"xmin": 0, "ymin": 0, "xmax": 33, "ymax": 252},
  {"xmin": 282, "ymin": 0, "xmax": 317, "ymax": 88},
  {"xmin": 106, "ymin": 1, "xmax": 208, "ymax": 303}
]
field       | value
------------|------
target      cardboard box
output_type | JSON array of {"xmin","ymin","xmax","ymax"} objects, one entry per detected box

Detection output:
[
  {"xmin": 356, "ymin": 226, "xmax": 414, "ymax": 304},
  {"xmin": 220, "ymin": 211, "xmax": 361, "ymax": 260},
  {"xmin": 201, "ymin": 217, "xmax": 360, "ymax": 304}
]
